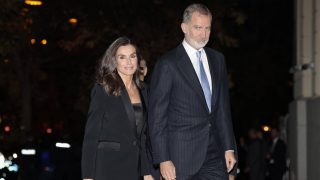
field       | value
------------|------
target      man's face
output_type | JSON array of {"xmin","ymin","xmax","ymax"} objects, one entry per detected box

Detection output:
[{"xmin": 181, "ymin": 11, "xmax": 211, "ymax": 49}]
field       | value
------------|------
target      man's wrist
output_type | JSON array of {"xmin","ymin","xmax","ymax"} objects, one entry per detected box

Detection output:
[{"xmin": 225, "ymin": 150, "xmax": 234, "ymax": 153}]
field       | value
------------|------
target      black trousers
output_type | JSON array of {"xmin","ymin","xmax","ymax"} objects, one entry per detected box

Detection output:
[{"xmin": 178, "ymin": 134, "xmax": 229, "ymax": 180}]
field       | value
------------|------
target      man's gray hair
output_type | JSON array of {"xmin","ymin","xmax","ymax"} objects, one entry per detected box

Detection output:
[{"xmin": 183, "ymin": 3, "xmax": 212, "ymax": 23}]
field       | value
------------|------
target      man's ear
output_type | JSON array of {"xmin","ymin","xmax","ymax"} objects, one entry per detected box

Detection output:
[{"xmin": 181, "ymin": 23, "xmax": 187, "ymax": 34}]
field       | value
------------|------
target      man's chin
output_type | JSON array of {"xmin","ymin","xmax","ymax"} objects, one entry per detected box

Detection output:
[{"xmin": 194, "ymin": 42, "xmax": 208, "ymax": 49}]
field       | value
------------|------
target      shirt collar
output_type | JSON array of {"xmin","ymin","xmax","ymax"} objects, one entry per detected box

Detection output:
[{"xmin": 182, "ymin": 39, "xmax": 204, "ymax": 55}]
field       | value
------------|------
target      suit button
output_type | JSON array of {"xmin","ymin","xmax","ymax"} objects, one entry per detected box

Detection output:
[
  {"xmin": 208, "ymin": 123, "xmax": 212, "ymax": 127},
  {"xmin": 132, "ymin": 141, "xmax": 137, "ymax": 146}
]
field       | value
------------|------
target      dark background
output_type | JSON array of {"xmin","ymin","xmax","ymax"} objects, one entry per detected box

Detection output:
[{"xmin": 0, "ymin": 0, "xmax": 293, "ymax": 179}]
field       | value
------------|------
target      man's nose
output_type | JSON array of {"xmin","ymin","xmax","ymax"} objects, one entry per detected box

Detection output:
[{"xmin": 201, "ymin": 29, "xmax": 208, "ymax": 38}]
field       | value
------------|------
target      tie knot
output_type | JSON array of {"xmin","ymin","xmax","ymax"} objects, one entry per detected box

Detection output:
[{"xmin": 196, "ymin": 51, "xmax": 202, "ymax": 61}]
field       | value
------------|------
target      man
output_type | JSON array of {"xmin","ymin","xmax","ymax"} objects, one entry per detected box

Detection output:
[
  {"xmin": 148, "ymin": 3, "xmax": 237, "ymax": 180},
  {"xmin": 245, "ymin": 128, "xmax": 267, "ymax": 180},
  {"xmin": 266, "ymin": 127, "xmax": 286, "ymax": 180}
]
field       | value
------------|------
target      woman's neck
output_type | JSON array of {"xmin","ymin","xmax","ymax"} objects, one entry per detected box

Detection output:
[{"xmin": 121, "ymin": 75, "xmax": 135, "ymax": 90}]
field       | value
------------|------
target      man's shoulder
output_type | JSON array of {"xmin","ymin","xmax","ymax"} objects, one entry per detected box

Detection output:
[
  {"xmin": 204, "ymin": 47, "xmax": 224, "ymax": 59},
  {"xmin": 158, "ymin": 45, "xmax": 182, "ymax": 62}
]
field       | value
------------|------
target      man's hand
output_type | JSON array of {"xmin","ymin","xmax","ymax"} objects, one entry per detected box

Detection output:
[
  {"xmin": 229, "ymin": 175, "xmax": 235, "ymax": 180},
  {"xmin": 225, "ymin": 151, "xmax": 236, "ymax": 173},
  {"xmin": 144, "ymin": 175, "xmax": 155, "ymax": 180},
  {"xmin": 160, "ymin": 161, "xmax": 176, "ymax": 180}
]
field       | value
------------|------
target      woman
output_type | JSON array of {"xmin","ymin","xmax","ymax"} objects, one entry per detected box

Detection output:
[{"xmin": 81, "ymin": 37, "xmax": 154, "ymax": 180}]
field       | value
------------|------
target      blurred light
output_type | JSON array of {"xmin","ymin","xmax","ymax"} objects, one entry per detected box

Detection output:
[
  {"xmin": 46, "ymin": 128, "xmax": 52, "ymax": 134},
  {"xmin": 24, "ymin": 0, "xmax": 42, "ymax": 6},
  {"xmin": 31, "ymin": 38, "xmax": 36, "ymax": 45},
  {"xmin": 0, "ymin": 178, "xmax": 4, "ymax": 180},
  {"xmin": 55, "ymin": 142, "xmax": 71, "ymax": 148},
  {"xmin": 21, "ymin": 149, "xmax": 36, "ymax": 155},
  {"xmin": 4, "ymin": 160, "xmax": 12, "ymax": 167},
  {"xmin": 4, "ymin": 126, "xmax": 10, "ymax": 132},
  {"xmin": 262, "ymin": 125, "xmax": 271, "ymax": 132},
  {"xmin": 40, "ymin": 39, "xmax": 47, "ymax": 45},
  {"xmin": 3, "ymin": 59, "xmax": 10, "ymax": 64},
  {"xmin": 7, "ymin": 156, "xmax": 12, "ymax": 161},
  {"xmin": 0, "ymin": 116, "xmax": 2, "ymax": 123},
  {"xmin": 8, "ymin": 164, "xmax": 18, "ymax": 172},
  {"xmin": 44, "ymin": 166, "xmax": 54, "ymax": 172},
  {"xmin": 0, "ymin": 152, "xmax": 5, "ymax": 169},
  {"xmin": 68, "ymin": 18, "xmax": 78, "ymax": 24},
  {"xmin": 22, "ymin": 8, "xmax": 30, "ymax": 12},
  {"xmin": 12, "ymin": 153, "xmax": 18, "ymax": 159}
]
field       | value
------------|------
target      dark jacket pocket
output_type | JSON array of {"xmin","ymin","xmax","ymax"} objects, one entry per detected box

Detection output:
[{"xmin": 98, "ymin": 141, "xmax": 120, "ymax": 151}]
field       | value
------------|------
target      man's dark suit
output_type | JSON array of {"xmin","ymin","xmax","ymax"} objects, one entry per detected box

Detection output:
[
  {"xmin": 81, "ymin": 83, "xmax": 150, "ymax": 180},
  {"xmin": 148, "ymin": 44, "xmax": 236, "ymax": 179},
  {"xmin": 267, "ymin": 139, "xmax": 286, "ymax": 180}
]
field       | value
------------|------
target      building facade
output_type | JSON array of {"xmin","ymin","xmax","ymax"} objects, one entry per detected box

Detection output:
[{"xmin": 289, "ymin": 0, "xmax": 320, "ymax": 179}]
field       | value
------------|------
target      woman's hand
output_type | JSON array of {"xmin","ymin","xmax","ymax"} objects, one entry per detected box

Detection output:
[{"xmin": 144, "ymin": 175, "xmax": 155, "ymax": 180}]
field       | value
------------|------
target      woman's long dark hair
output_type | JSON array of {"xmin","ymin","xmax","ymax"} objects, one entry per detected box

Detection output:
[{"xmin": 96, "ymin": 37, "xmax": 143, "ymax": 96}]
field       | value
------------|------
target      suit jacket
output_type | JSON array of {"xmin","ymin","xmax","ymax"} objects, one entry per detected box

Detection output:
[
  {"xmin": 246, "ymin": 139, "xmax": 267, "ymax": 180},
  {"xmin": 268, "ymin": 138, "xmax": 286, "ymax": 179},
  {"xmin": 148, "ymin": 44, "xmax": 236, "ymax": 177},
  {"xmin": 81, "ymin": 83, "xmax": 150, "ymax": 180}
]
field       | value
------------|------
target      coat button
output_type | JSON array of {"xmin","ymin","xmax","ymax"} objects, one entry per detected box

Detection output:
[
  {"xmin": 132, "ymin": 141, "xmax": 137, "ymax": 146},
  {"xmin": 208, "ymin": 123, "xmax": 212, "ymax": 127}
]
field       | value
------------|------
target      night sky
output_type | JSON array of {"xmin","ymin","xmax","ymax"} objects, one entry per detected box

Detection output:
[{"xmin": 1, "ymin": 0, "xmax": 293, "ymax": 143}]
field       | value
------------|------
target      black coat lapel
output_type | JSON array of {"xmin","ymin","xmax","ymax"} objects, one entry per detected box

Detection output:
[
  {"xmin": 175, "ymin": 44, "xmax": 209, "ymax": 112},
  {"xmin": 140, "ymin": 87, "xmax": 148, "ymax": 109},
  {"xmin": 205, "ymin": 48, "xmax": 218, "ymax": 109},
  {"xmin": 120, "ymin": 87, "xmax": 137, "ymax": 138},
  {"xmin": 139, "ymin": 87, "xmax": 148, "ymax": 137}
]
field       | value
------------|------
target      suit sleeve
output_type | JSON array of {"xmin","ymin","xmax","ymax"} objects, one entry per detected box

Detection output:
[
  {"xmin": 81, "ymin": 84, "xmax": 105, "ymax": 179},
  {"xmin": 148, "ymin": 59, "xmax": 173, "ymax": 164},
  {"xmin": 215, "ymin": 55, "xmax": 238, "ymax": 175},
  {"xmin": 215, "ymin": 55, "xmax": 236, "ymax": 151}
]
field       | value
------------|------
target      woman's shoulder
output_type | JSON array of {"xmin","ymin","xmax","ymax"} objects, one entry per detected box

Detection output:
[{"xmin": 90, "ymin": 83, "xmax": 108, "ymax": 97}]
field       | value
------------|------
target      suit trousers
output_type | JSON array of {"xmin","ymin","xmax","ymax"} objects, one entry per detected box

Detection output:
[{"xmin": 177, "ymin": 133, "xmax": 229, "ymax": 180}]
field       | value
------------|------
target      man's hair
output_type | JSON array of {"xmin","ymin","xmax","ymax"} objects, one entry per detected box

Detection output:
[{"xmin": 182, "ymin": 3, "xmax": 212, "ymax": 23}]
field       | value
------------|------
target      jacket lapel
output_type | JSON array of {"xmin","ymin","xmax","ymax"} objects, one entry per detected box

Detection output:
[
  {"xmin": 140, "ymin": 87, "xmax": 148, "ymax": 109},
  {"xmin": 120, "ymin": 87, "xmax": 137, "ymax": 138},
  {"xmin": 139, "ymin": 87, "xmax": 148, "ymax": 136},
  {"xmin": 205, "ymin": 48, "xmax": 218, "ymax": 109},
  {"xmin": 175, "ymin": 44, "xmax": 209, "ymax": 112}
]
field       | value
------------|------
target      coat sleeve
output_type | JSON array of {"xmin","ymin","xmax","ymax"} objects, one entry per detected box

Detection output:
[
  {"xmin": 148, "ymin": 58, "xmax": 173, "ymax": 164},
  {"xmin": 81, "ymin": 84, "xmax": 105, "ymax": 179},
  {"xmin": 215, "ymin": 54, "xmax": 236, "ymax": 151},
  {"xmin": 215, "ymin": 55, "xmax": 238, "ymax": 176},
  {"xmin": 140, "ymin": 115, "xmax": 151, "ymax": 175}
]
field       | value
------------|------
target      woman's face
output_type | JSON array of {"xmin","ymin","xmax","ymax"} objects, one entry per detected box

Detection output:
[{"xmin": 115, "ymin": 44, "xmax": 138, "ymax": 78}]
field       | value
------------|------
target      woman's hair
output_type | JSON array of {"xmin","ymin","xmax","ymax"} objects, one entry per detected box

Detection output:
[{"xmin": 96, "ymin": 36, "xmax": 143, "ymax": 96}]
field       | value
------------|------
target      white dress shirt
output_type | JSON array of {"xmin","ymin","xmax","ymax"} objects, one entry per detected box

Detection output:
[{"xmin": 182, "ymin": 39, "xmax": 212, "ymax": 92}]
